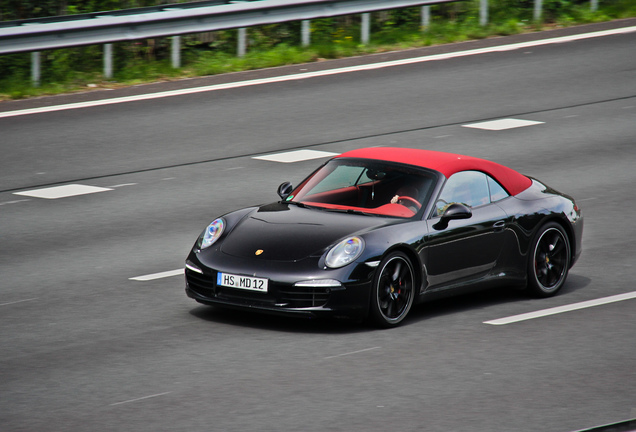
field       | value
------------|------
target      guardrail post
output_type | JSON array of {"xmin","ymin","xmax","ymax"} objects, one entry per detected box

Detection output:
[
  {"xmin": 171, "ymin": 35, "xmax": 181, "ymax": 68},
  {"xmin": 591, "ymin": 0, "xmax": 598, "ymax": 11},
  {"xmin": 31, "ymin": 51, "xmax": 41, "ymax": 87},
  {"xmin": 301, "ymin": 20, "xmax": 311, "ymax": 46},
  {"xmin": 534, "ymin": 0, "xmax": 543, "ymax": 21},
  {"xmin": 238, "ymin": 27, "xmax": 247, "ymax": 57},
  {"xmin": 361, "ymin": 13, "xmax": 370, "ymax": 45},
  {"xmin": 103, "ymin": 43, "xmax": 113, "ymax": 79},
  {"xmin": 421, "ymin": 6, "xmax": 430, "ymax": 29},
  {"xmin": 480, "ymin": 0, "xmax": 488, "ymax": 26}
]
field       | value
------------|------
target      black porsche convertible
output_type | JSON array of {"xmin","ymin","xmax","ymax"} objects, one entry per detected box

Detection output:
[{"xmin": 185, "ymin": 147, "xmax": 583, "ymax": 327}]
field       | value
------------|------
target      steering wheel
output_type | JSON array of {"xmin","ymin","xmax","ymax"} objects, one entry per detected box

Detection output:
[{"xmin": 397, "ymin": 196, "xmax": 422, "ymax": 209}]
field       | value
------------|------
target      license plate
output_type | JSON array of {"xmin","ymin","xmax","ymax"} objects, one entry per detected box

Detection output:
[{"xmin": 217, "ymin": 272, "xmax": 268, "ymax": 293}]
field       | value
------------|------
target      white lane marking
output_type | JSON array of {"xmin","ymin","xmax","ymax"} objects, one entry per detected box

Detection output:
[
  {"xmin": 130, "ymin": 268, "xmax": 184, "ymax": 281},
  {"xmin": 1, "ymin": 26, "xmax": 634, "ymax": 120},
  {"xmin": 0, "ymin": 298, "xmax": 38, "ymax": 307},
  {"xmin": 324, "ymin": 346, "xmax": 381, "ymax": 360},
  {"xmin": 0, "ymin": 199, "xmax": 31, "ymax": 206},
  {"xmin": 109, "ymin": 183, "xmax": 138, "ymax": 188},
  {"xmin": 13, "ymin": 184, "xmax": 113, "ymax": 199},
  {"xmin": 484, "ymin": 292, "xmax": 636, "ymax": 325},
  {"xmin": 110, "ymin": 392, "xmax": 172, "ymax": 406},
  {"xmin": 463, "ymin": 118, "xmax": 544, "ymax": 130},
  {"xmin": 253, "ymin": 149, "xmax": 339, "ymax": 163}
]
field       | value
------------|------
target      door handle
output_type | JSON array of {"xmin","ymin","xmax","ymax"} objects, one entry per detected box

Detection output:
[{"xmin": 493, "ymin": 220, "xmax": 506, "ymax": 231}]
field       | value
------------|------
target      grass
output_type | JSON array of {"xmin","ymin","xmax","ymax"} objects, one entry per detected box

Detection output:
[{"xmin": 0, "ymin": 2, "xmax": 634, "ymax": 101}]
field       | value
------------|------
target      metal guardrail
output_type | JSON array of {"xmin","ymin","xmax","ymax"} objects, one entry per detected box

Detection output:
[
  {"xmin": 0, "ymin": 1, "xmax": 255, "ymax": 28},
  {"xmin": 0, "ymin": 0, "xmax": 602, "ymax": 86},
  {"xmin": 0, "ymin": 0, "xmax": 458, "ymax": 55}
]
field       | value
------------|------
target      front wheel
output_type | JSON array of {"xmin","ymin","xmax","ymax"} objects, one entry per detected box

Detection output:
[
  {"xmin": 527, "ymin": 222, "xmax": 571, "ymax": 297},
  {"xmin": 368, "ymin": 252, "xmax": 416, "ymax": 328}
]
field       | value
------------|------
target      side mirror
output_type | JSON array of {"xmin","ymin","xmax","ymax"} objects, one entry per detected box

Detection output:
[
  {"xmin": 277, "ymin": 181, "xmax": 293, "ymax": 200},
  {"xmin": 433, "ymin": 203, "xmax": 472, "ymax": 230}
]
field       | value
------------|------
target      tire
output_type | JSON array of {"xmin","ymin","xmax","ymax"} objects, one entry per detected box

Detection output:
[
  {"xmin": 527, "ymin": 222, "xmax": 571, "ymax": 297},
  {"xmin": 369, "ymin": 251, "xmax": 416, "ymax": 328}
]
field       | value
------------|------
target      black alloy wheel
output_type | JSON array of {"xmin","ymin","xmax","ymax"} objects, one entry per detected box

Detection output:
[
  {"xmin": 369, "ymin": 251, "xmax": 415, "ymax": 327},
  {"xmin": 528, "ymin": 222, "xmax": 571, "ymax": 297}
]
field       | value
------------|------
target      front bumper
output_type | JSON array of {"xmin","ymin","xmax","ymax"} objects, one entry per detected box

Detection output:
[{"xmin": 184, "ymin": 252, "xmax": 373, "ymax": 320}]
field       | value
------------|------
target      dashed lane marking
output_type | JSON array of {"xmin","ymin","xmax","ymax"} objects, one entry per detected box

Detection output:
[
  {"xmin": 130, "ymin": 269, "xmax": 184, "ymax": 281},
  {"xmin": 484, "ymin": 291, "xmax": 636, "ymax": 325},
  {"xmin": 108, "ymin": 183, "xmax": 138, "ymax": 188},
  {"xmin": 110, "ymin": 392, "xmax": 172, "ymax": 406},
  {"xmin": 0, "ymin": 199, "xmax": 30, "ymax": 206},
  {"xmin": 13, "ymin": 184, "xmax": 113, "ymax": 199},
  {"xmin": 462, "ymin": 118, "xmax": 544, "ymax": 130},
  {"xmin": 324, "ymin": 347, "xmax": 381, "ymax": 360},
  {"xmin": 253, "ymin": 149, "xmax": 339, "ymax": 163},
  {"xmin": 0, "ymin": 298, "xmax": 38, "ymax": 307}
]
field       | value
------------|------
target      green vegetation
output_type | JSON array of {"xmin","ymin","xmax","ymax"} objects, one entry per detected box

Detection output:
[{"xmin": 1, "ymin": 0, "xmax": 635, "ymax": 100}]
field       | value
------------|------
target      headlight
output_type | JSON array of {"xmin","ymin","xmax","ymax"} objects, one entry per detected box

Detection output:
[
  {"xmin": 325, "ymin": 237, "xmax": 364, "ymax": 268},
  {"xmin": 198, "ymin": 218, "xmax": 225, "ymax": 250}
]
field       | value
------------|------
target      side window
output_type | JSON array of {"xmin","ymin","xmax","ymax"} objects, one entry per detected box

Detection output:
[
  {"xmin": 436, "ymin": 171, "xmax": 490, "ymax": 215},
  {"xmin": 488, "ymin": 176, "xmax": 509, "ymax": 202}
]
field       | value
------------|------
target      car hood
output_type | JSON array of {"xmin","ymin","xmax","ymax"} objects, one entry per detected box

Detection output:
[{"xmin": 220, "ymin": 202, "xmax": 392, "ymax": 261}]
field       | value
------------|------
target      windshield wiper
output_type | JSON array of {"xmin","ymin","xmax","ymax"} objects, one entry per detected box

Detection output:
[
  {"xmin": 323, "ymin": 207, "xmax": 378, "ymax": 217},
  {"xmin": 287, "ymin": 202, "xmax": 378, "ymax": 216}
]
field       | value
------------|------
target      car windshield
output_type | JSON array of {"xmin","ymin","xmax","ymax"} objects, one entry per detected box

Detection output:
[{"xmin": 289, "ymin": 158, "xmax": 436, "ymax": 218}]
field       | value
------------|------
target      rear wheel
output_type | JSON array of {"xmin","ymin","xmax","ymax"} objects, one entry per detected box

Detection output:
[
  {"xmin": 527, "ymin": 222, "xmax": 571, "ymax": 297},
  {"xmin": 369, "ymin": 252, "xmax": 415, "ymax": 328}
]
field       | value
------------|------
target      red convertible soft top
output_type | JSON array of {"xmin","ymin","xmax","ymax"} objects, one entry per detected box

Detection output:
[{"xmin": 336, "ymin": 147, "xmax": 532, "ymax": 196}]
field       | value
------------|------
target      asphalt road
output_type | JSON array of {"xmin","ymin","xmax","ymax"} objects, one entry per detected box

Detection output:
[{"xmin": 1, "ymin": 20, "xmax": 635, "ymax": 432}]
